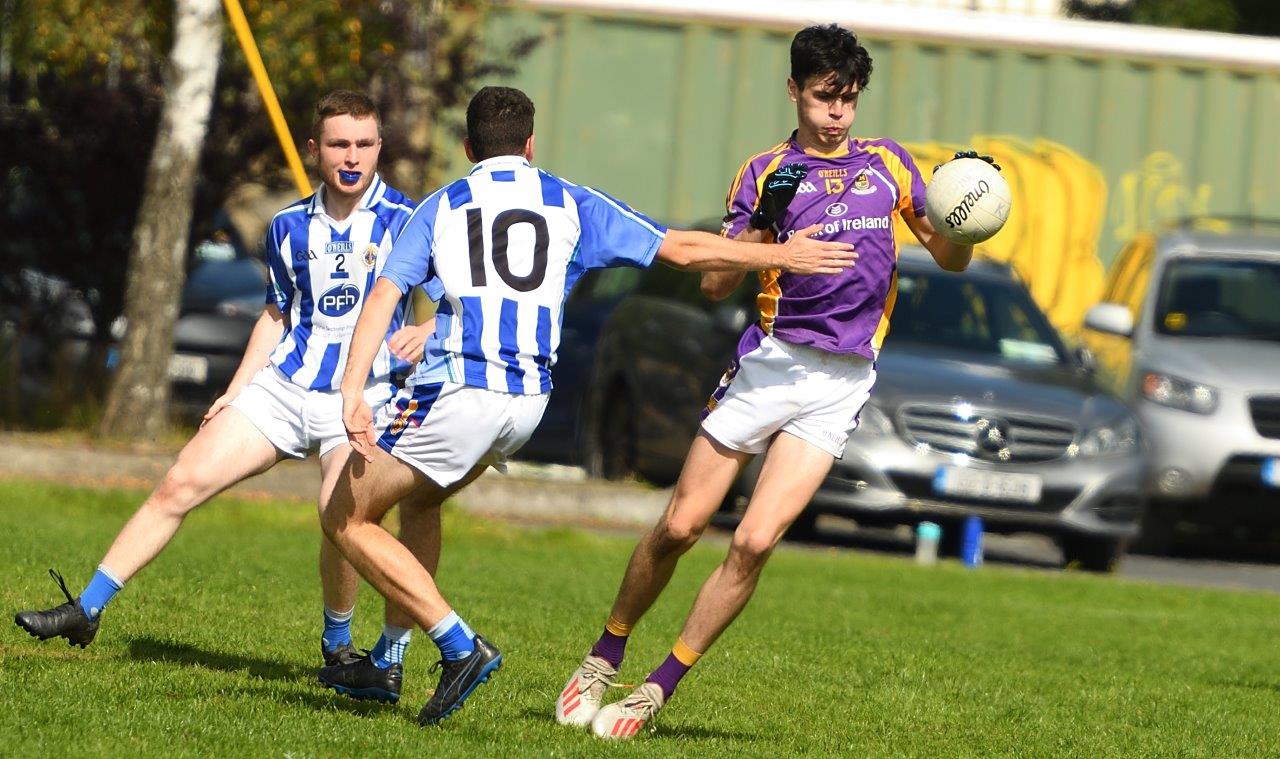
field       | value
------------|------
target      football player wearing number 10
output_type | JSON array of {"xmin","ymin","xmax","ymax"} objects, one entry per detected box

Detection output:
[{"xmin": 316, "ymin": 85, "xmax": 857, "ymax": 726}]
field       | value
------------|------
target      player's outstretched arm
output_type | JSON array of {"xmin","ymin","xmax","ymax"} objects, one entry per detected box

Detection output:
[
  {"xmin": 202, "ymin": 304, "xmax": 286, "ymax": 426},
  {"xmin": 904, "ymin": 211, "xmax": 972, "ymax": 272},
  {"xmin": 658, "ymin": 224, "xmax": 856, "ymax": 275},
  {"xmin": 700, "ymin": 228, "xmax": 768, "ymax": 301},
  {"xmin": 340, "ymin": 277, "xmax": 404, "ymax": 460}
]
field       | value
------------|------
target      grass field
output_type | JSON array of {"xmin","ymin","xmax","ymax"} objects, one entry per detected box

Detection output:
[{"xmin": 2, "ymin": 479, "xmax": 1280, "ymax": 757}]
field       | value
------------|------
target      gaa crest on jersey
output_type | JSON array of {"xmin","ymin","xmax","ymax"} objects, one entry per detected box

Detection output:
[
  {"xmin": 363, "ymin": 243, "xmax": 378, "ymax": 268},
  {"xmin": 851, "ymin": 171, "xmax": 876, "ymax": 195}
]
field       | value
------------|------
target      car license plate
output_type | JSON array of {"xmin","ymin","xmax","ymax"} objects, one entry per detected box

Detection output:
[
  {"xmin": 933, "ymin": 466, "xmax": 1043, "ymax": 504},
  {"xmin": 168, "ymin": 353, "xmax": 208, "ymax": 384},
  {"xmin": 1263, "ymin": 459, "xmax": 1280, "ymax": 490}
]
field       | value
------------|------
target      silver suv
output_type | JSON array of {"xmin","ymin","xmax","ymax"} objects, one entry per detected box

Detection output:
[{"xmin": 1082, "ymin": 223, "xmax": 1280, "ymax": 550}]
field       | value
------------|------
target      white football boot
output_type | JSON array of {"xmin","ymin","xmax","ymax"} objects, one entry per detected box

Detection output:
[
  {"xmin": 555, "ymin": 653, "xmax": 618, "ymax": 727},
  {"xmin": 591, "ymin": 681, "xmax": 665, "ymax": 740}
]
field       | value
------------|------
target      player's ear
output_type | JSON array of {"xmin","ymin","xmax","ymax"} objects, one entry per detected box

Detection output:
[
  {"xmin": 463, "ymin": 138, "xmax": 477, "ymax": 163},
  {"xmin": 787, "ymin": 77, "xmax": 799, "ymax": 103},
  {"xmin": 306, "ymin": 137, "xmax": 318, "ymax": 159},
  {"xmin": 523, "ymin": 134, "xmax": 535, "ymax": 162}
]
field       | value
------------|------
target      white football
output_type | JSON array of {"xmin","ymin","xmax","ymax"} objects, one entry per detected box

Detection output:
[{"xmin": 925, "ymin": 157, "xmax": 1012, "ymax": 245}]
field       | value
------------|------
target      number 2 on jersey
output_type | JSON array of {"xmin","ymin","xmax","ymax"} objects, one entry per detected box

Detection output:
[{"xmin": 466, "ymin": 208, "xmax": 549, "ymax": 292}]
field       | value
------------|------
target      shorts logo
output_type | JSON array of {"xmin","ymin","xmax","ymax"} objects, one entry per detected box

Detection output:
[
  {"xmin": 389, "ymin": 399, "xmax": 419, "ymax": 435},
  {"xmin": 826, "ymin": 202, "xmax": 849, "ymax": 217},
  {"xmin": 363, "ymin": 243, "xmax": 378, "ymax": 268},
  {"xmin": 318, "ymin": 283, "xmax": 361, "ymax": 317},
  {"xmin": 851, "ymin": 171, "xmax": 876, "ymax": 195},
  {"xmin": 325, "ymin": 241, "xmax": 354, "ymax": 255}
]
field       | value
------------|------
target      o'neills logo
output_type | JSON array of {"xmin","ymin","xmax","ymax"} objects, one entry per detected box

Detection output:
[{"xmin": 945, "ymin": 180, "xmax": 990, "ymax": 229}]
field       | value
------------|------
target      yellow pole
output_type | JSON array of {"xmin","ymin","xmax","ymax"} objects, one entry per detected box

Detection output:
[{"xmin": 222, "ymin": 0, "xmax": 312, "ymax": 197}]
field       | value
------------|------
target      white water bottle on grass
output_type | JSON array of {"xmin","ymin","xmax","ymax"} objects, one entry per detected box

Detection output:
[{"xmin": 915, "ymin": 522, "xmax": 941, "ymax": 566}]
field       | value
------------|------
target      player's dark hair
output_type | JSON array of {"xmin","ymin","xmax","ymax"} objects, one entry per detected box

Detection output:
[
  {"xmin": 790, "ymin": 24, "xmax": 873, "ymax": 93},
  {"xmin": 312, "ymin": 89, "xmax": 380, "ymax": 138},
  {"xmin": 466, "ymin": 86, "xmax": 535, "ymax": 161}
]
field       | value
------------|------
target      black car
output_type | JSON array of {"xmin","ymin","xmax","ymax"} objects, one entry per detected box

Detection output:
[
  {"xmin": 165, "ymin": 255, "xmax": 269, "ymax": 416},
  {"xmin": 519, "ymin": 266, "xmax": 645, "ymax": 464}
]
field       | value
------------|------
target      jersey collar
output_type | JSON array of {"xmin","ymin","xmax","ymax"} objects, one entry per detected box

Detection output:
[
  {"xmin": 469, "ymin": 155, "xmax": 531, "ymax": 174},
  {"xmin": 788, "ymin": 130, "xmax": 853, "ymax": 158},
  {"xmin": 309, "ymin": 173, "xmax": 386, "ymax": 218}
]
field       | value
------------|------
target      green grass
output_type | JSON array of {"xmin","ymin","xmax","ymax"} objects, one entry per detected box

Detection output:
[{"xmin": 2, "ymin": 480, "xmax": 1280, "ymax": 757}]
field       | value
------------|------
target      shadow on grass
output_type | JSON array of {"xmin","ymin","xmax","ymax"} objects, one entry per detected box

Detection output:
[
  {"xmin": 127, "ymin": 636, "xmax": 398, "ymax": 717},
  {"xmin": 516, "ymin": 706, "xmax": 759, "ymax": 742},
  {"xmin": 1212, "ymin": 677, "xmax": 1280, "ymax": 694},
  {"xmin": 127, "ymin": 636, "xmax": 310, "ymax": 683}
]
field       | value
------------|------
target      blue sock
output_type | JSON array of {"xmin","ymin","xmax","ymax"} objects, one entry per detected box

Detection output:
[
  {"xmin": 370, "ymin": 625, "xmax": 412, "ymax": 669},
  {"xmin": 79, "ymin": 566, "xmax": 123, "ymax": 620},
  {"xmin": 322, "ymin": 606, "xmax": 354, "ymax": 652},
  {"xmin": 427, "ymin": 611, "xmax": 476, "ymax": 661}
]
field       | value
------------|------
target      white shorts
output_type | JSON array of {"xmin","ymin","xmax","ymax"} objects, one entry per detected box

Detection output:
[
  {"xmin": 701, "ymin": 334, "xmax": 876, "ymax": 458},
  {"xmin": 373, "ymin": 382, "xmax": 549, "ymax": 487},
  {"xmin": 229, "ymin": 365, "xmax": 395, "ymax": 459}
]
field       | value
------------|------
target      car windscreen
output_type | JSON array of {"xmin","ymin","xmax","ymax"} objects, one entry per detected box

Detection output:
[
  {"xmin": 1154, "ymin": 257, "xmax": 1280, "ymax": 341},
  {"xmin": 887, "ymin": 269, "xmax": 1068, "ymax": 364},
  {"xmin": 182, "ymin": 259, "xmax": 268, "ymax": 313}
]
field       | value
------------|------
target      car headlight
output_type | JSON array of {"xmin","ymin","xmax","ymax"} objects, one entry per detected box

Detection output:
[
  {"xmin": 1075, "ymin": 416, "xmax": 1140, "ymax": 458},
  {"xmin": 1141, "ymin": 371, "xmax": 1218, "ymax": 414},
  {"xmin": 853, "ymin": 403, "xmax": 893, "ymax": 436}
]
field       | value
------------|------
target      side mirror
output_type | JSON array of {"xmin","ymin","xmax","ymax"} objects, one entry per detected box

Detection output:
[
  {"xmin": 712, "ymin": 303, "xmax": 751, "ymax": 334},
  {"xmin": 1083, "ymin": 303, "xmax": 1134, "ymax": 338}
]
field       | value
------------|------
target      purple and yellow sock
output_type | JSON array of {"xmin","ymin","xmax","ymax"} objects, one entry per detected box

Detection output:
[
  {"xmin": 589, "ymin": 615, "xmax": 632, "ymax": 668},
  {"xmin": 645, "ymin": 637, "xmax": 702, "ymax": 700}
]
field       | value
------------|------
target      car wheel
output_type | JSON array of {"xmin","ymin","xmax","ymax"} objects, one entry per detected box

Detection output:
[
  {"xmin": 1059, "ymin": 535, "xmax": 1126, "ymax": 573},
  {"xmin": 1132, "ymin": 499, "xmax": 1178, "ymax": 556},
  {"xmin": 597, "ymin": 387, "xmax": 637, "ymax": 481}
]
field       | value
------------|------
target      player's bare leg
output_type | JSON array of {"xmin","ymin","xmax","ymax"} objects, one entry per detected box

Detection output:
[
  {"xmin": 557, "ymin": 432, "xmax": 749, "ymax": 727},
  {"xmin": 316, "ymin": 446, "xmax": 363, "ymax": 664},
  {"xmin": 15, "ymin": 406, "xmax": 280, "ymax": 647},
  {"xmin": 609, "ymin": 432, "xmax": 751, "ymax": 626},
  {"xmin": 320, "ymin": 447, "xmax": 501, "ymax": 724},
  {"xmin": 677, "ymin": 432, "xmax": 833, "ymax": 651},
  {"xmin": 592, "ymin": 432, "xmax": 833, "ymax": 739},
  {"xmin": 318, "ymin": 462, "xmax": 487, "ymax": 704}
]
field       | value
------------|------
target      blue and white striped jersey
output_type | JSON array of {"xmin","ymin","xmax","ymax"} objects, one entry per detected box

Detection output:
[
  {"xmin": 380, "ymin": 155, "xmax": 666, "ymax": 395},
  {"xmin": 265, "ymin": 175, "xmax": 416, "ymax": 392}
]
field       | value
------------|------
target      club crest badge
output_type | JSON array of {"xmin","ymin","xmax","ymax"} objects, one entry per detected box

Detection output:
[
  {"xmin": 364, "ymin": 243, "xmax": 378, "ymax": 268},
  {"xmin": 851, "ymin": 171, "xmax": 876, "ymax": 195}
]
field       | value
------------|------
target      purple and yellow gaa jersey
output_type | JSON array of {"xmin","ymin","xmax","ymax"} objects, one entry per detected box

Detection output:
[{"xmin": 723, "ymin": 131, "xmax": 926, "ymax": 360}]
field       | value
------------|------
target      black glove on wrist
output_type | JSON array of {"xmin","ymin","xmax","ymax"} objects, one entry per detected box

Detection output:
[
  {"xmin": 934, "ymin": 149, "xmax": 1001, "ymax": 174},
  {"xmin": 749, "ymin": 162, "xmax": 809, "ymax": 230}
]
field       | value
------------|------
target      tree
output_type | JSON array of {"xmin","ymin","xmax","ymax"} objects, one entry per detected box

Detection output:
[
  {"xmin": 1064, "ymin": 0, "xmax": 1280, "ymax": 37},
  {"xmin": 0, "ymin": 0, "xmax": 537, "ymax": 429},
  {"xmin": 98, "ymin": 0, "xmax": 223, "ymax": 438}
]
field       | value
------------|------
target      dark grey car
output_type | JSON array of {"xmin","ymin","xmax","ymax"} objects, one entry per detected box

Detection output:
[{"xmin": 588, "ymin": 248, "xmax": 1147, "ymax": 570}]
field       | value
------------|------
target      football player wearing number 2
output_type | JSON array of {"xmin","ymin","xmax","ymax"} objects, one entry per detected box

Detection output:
[
  {"xmin": 557, "ymin": 25, "xmax": 1002, "ymax": 740},
  {"xmin": 15, "ymin": 91, "xmax": 443, "ymax": 691},
  {"xmin": 317, "ymin": 85, "xmax": 857, "ymax": 726}
]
